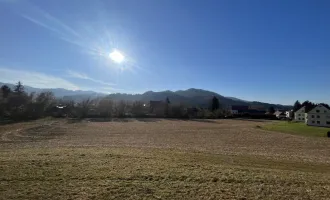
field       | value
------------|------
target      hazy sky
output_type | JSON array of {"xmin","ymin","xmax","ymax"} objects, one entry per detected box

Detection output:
[{"xmin": 0, "ymin": 0, "xmax": 329, "ymax": 104}]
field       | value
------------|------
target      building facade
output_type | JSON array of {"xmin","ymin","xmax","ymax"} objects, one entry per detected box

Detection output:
[
  {"xmin": 294, "ymin": 106, "xmax": 306, "ymax": 122},
  {"xmin": 305, "ymin": 104, "xmax": 330, "ymax": 127}
]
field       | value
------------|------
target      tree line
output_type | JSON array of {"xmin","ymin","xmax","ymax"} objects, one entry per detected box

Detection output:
[
  {"xmin": 0, "ymin": 82, "xmax": 57, "ymax": 121},
  {"xmin": 293, "ymin": 100, "xmax": 330, "ymax": 112},
  {"xmin": 0, "ymin": 82, "xmax": 230, "ymax": 121}
]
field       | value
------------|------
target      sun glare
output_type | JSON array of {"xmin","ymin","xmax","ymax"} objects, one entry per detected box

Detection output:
[{"xmin": 109, "ymin": 50, "xmax": 125, "ymax": 63}]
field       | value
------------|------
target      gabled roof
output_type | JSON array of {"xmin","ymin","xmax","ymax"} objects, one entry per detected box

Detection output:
[
  {"xmin": 320, "ymin": 103, "xmax": 330, "ymax": 110},
  {"xmin": 306, "ymin": 104, "xmax": 330, "ymax": 113},
  {"xmin": 274, "ymin": 110, "xmax": 285, "ymax": 115},
  {"xmin": 294, "ymin": 106, "xmax": 305, "ymax": 113}
]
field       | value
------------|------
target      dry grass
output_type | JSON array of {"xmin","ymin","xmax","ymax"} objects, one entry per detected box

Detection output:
[{"xmin": 1, "ymin": 118, "xmax": 330, "ymax": 199}]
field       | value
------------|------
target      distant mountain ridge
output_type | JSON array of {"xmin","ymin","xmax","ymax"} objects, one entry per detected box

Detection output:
[
  {"xmin": 225, "ymin": 97, "xmax": 250, "ymax": 103},
  {"xmin": 106, "ymin": 88, "xmax": 291, "ymax": 110},
  {"xmin": 0, "ymin": 82, "xmax": 105, "ymax": 98},
  {"xmin": 0, "ymin": 82, "xmax": 292, "ymax": 110}
]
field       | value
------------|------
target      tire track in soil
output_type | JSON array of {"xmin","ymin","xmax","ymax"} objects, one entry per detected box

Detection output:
[
  {"xmin": 0, "ymin": 120, "xmax": 66, "ymax": 142},
  {"xmin": 1, "ymin": 131, "xmax": 12, "ymax": 142},
  {"xmin": 1, "ymin": 129, "xmax": 22, "ymax": 142}
]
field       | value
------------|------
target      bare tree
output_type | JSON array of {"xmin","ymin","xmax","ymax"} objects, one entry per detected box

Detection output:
[
  {"xmin": 77, "ymin": 98, "xmax": 93, "ymax": 118},
  {"xmin": 34, "ymin": 92, "xmax": 56, "ymax": 117},
  {"xmin": 97, "ymin": 98, "xmax": 113, "ymax": 118},
  {"xmin": 114, "ymin": 100, "xmax": 127, "ymax": 117},
  {"xmin": 131, "ymin": 101, "xmax": 145, "ymax": 117}
]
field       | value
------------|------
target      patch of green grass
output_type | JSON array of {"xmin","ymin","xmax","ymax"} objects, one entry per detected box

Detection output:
[{"xmin": 261, "ymin": 121, "xmax": 330, "ymax": 137}]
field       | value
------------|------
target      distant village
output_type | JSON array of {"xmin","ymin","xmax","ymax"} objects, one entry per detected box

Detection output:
[
  {"xmin": 50, "ymin": 99, "xmax": 330, "ymax": 129},
  {"xmin": 230, "ymin": 103, "xmax": 330, "ymax": 128}
]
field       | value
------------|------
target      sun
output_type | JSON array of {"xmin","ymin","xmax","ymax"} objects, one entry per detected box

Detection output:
[{"xmin": 109, "ymin": 50, "xmax": 125, "ymax": 63}]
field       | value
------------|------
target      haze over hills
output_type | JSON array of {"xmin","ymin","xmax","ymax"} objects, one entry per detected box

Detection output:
[
  {"xmin": 0, "ymin": 82, "xmax": 291, "ymax": 109},
  {"xmin": 107, "ymin": 88, "xmax": 291, "ymax": 109},
  {"xmin": 0, "ymin": 82, "xmax": 105, "ymax": 98}
]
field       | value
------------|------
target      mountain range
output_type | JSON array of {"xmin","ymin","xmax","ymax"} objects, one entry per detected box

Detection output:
[
  {"xmin": 0, "ymin": 82, "xmax": 104, "ymax": 99},
  {"xmin": 0, "ymin": 82, "xmax": 292, "ymax": 110}
]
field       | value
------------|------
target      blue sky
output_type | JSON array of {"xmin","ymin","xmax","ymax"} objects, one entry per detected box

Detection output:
[{"xmin": 0, "ymin": 0, "xmax": 329, "ymax": 104}]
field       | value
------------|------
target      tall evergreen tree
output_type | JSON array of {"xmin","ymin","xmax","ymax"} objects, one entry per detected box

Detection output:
[
  {"xmin": 293, "ymin": 100, "xmax": 301, "ymax": 112},
  {"xmin": 166, "ymin": 97, "xmax": 170, "ymax": 104},
  {"xmin": 301, "ymin": 100, "xmax": 315, "ymax": 112},
  {"xmin": 13, "ymin": 81, "xmax": 25, "ymax": 94},
  {"xmin": 165, "ymin": 97, "xmax": 170, "ymax": 117},
  {"xmin": 1, "ymin": 85, "xmax": 11, "ymax": 98},
  {"xmin": 268, "ymin": 106, "xmax": 275, "ymax": 114},
  {"xmin": 211, "ymin": 96, "xmax": 220, "ymax": 111}
]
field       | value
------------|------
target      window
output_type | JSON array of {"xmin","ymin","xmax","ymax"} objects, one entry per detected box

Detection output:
[
  {"xmin": 327, "ymin": 121, "xmax": 330, "ymax": 125},
  {"xmin": 325, "ymin": 110, "xmax": 327, "ymax": 113},
  {"xmin": 317, "ymin": 115, "xmax": 320, "ymax": 118},
  {"xmin": 312, "ymin": 115, "xmax": 314, "ymax": 118},
  {"xmin": 317, "ymin": 121, "xmax": 320, "ymax": 124},
  {"xmin": 316, "ymin": 110, "xmax": 320, "ymax": 113},
  {"xmin": 312, "ymin": 121, "xmax": 315, "ymax": 124},
  {"xmin": 298, "ymin": 114, "xmax": 301, "ymax": 116},
  {"xmin": 298, "ymin": 118, "xmax": 301, "ymax": 120}
]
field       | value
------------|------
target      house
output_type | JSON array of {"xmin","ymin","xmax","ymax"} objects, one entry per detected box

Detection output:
[
  {"xmin": 305, "ymin": 104, "xmax": 330, "ymax": 127},
  {"xmin": 285, "ymin": 110, "xmax": 293, "ymax": 119},
  {"xmin": 294, "ymin": 106, "xmax": 306, "ymax": 122},
  {"xmin": 149, "ymin": 101, "xmax": 167, "ymax": 116},
  {"xmin": 274, "ymin": 110, "xmax": 286, "ymax": 119}
]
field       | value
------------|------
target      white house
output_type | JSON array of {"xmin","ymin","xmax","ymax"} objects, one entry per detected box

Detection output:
[
  {"xmin": 294, "ymin": 106, "xmax": 306, "ymax": 122},
  {"xmin": 274, "ymin": 110, "xmax": 286, "ymax": 119},
  {"xmin": 286, "ymin": 110, "xmax": 293, "ymax": 119},
  {"xmin": 305, "ymin": 104, "xmax": 330, "ymax": 127}
]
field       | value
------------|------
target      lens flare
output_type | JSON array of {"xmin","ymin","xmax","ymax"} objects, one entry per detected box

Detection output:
[{"xmin": 109, "ymin": 50, "xmax": 124, "ymax": 63}]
